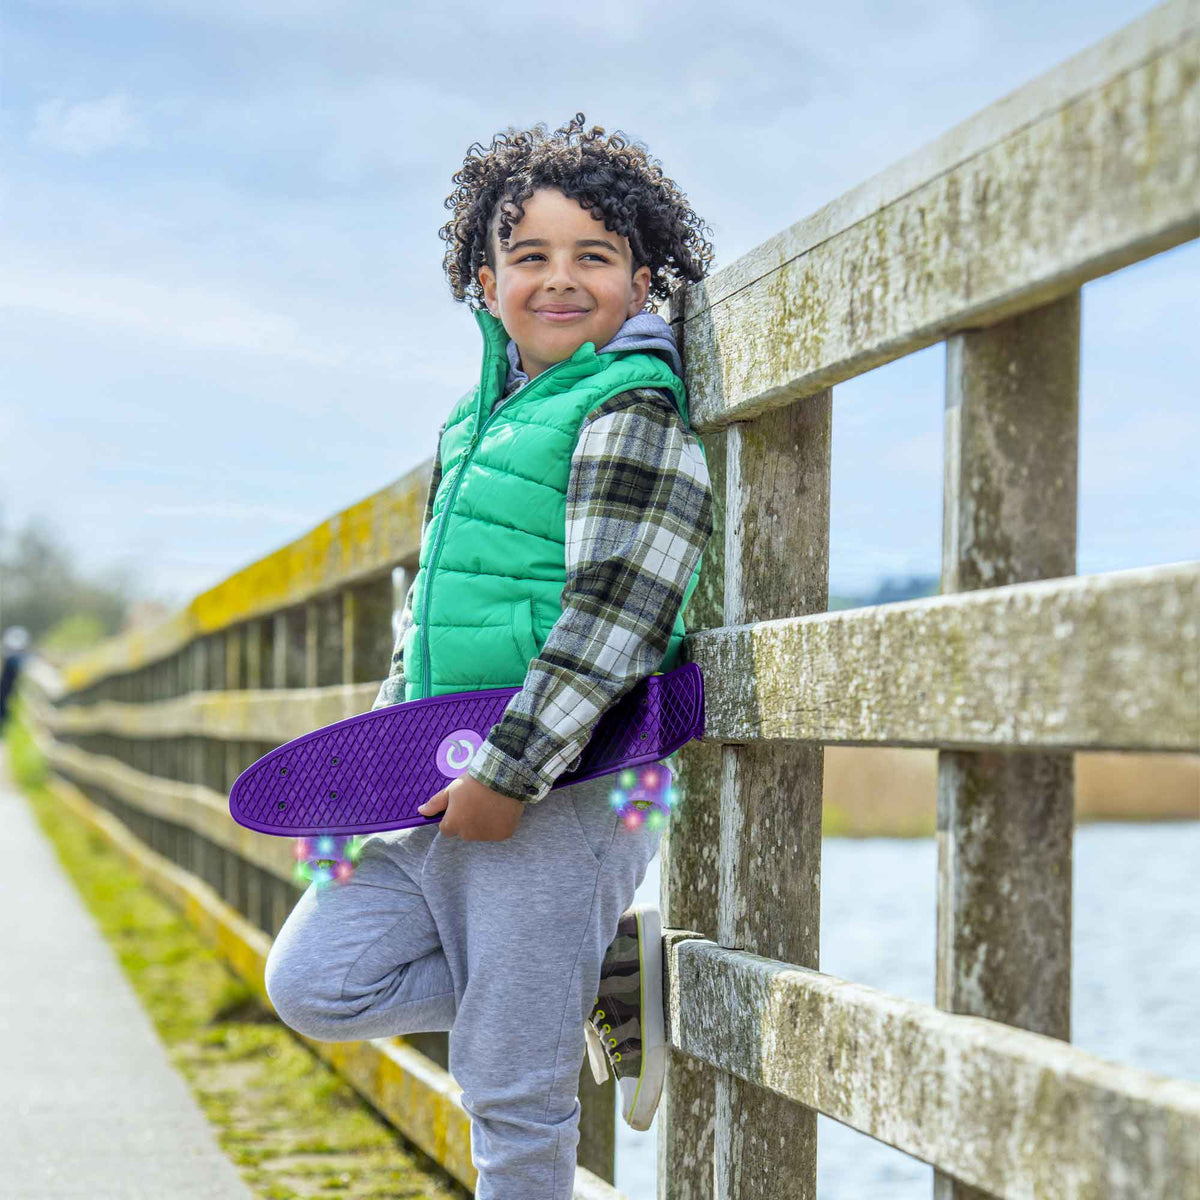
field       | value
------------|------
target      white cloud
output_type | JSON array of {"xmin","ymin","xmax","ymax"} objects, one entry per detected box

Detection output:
[
  {"xmin": 31, "ymin": 92, "xmax": 149, "ymax": 157},
  {"xmin": 143, "ymin": 501, "xmax": 311, "ymax": 523},
  {"xmin": 0, "ymin": 264, "xmax": 347, "ymax": 365}
]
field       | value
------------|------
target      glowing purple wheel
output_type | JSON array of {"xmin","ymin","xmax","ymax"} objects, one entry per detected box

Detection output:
[
  {"xmin": 292, "ymin": 833, "xmax": 368, "ymax": 888},
  {"xmin": 608, "ymin": 763, "xmax": 675, "ymax": 832}
]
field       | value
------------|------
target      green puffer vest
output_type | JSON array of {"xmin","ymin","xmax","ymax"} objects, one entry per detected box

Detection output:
[{"xmin": 402, "ymin": 306, "xmax": 706, "ymax": 701}]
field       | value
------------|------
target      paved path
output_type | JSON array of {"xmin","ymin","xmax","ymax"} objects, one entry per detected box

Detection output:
[{"xmin": 0, "ymin": 740, "xmax": 257, "ymax": 1199}]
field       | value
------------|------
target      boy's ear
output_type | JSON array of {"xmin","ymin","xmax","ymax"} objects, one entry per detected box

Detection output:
[
  {"xmin": 477, "ymin": 263, "xmax": 498, "ymax": 314},
  {"xmin": 630, "ymin": 263, "xmax": 652, "ymax": 315}
]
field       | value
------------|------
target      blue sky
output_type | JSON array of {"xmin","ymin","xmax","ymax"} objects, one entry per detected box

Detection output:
[{"xmin": 1, "ymin": 0, "xmax": 1195, "ymax": 608}]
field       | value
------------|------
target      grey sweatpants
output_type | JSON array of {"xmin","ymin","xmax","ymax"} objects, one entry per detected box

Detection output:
[{"xmin": 263, "ymin": 768, "xmax": 664, "ymax": 1200}]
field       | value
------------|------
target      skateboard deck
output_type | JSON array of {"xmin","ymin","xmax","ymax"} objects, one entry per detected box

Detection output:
[{"xmin": 229, "ymin": 662, "xmax": 704, "ymax": 850}]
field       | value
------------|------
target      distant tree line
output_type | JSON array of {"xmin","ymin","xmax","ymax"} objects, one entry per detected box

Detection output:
[
  {"xmin": 0, "ymin": 503, "xmax": 162, "ymax": 664},
  {"xmin": 829, "ymin": 574, "xmax": 939, "ymax": 611}
]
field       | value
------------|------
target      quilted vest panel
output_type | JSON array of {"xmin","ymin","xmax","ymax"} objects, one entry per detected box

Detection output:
[{"xmin": 402, "ymin": 306, "xmax": 706, "ymax": 700}]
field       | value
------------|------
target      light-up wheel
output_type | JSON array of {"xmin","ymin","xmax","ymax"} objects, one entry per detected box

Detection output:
[
  {"xmin": 608, "ymin": 763, "xmax": 675, "ymax": 832},
  {"xmin": 292, "ymin": 833, "xmax": 367, "ymax": 888}
]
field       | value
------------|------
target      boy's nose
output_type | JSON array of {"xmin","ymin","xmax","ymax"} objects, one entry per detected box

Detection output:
[{"xmin": 542, "ymin": 261, "xmax": 582, "ymax": 289}]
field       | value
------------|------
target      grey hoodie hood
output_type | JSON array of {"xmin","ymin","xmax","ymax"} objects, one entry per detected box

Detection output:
[{"xmin": 500, "ymin": 309, "xmax": 682, "ymax": 400}]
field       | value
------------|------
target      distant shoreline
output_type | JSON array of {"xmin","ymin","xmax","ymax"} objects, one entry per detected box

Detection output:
[{"xmin": 822, "ymin": 748, "xmax": 1200, "ymax": 838}]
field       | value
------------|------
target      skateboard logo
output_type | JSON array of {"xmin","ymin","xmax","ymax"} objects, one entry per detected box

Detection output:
[{"xmin": 436, "ymin": 729, "xmax": 483, "ymax": 779}]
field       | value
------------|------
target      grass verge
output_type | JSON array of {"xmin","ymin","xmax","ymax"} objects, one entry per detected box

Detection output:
[{"xmin": 3, "ymin": 701, "xmax": 469, "ymax": 1200}]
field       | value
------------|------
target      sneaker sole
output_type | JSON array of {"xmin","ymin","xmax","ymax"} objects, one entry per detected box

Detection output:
[{"xmin": 625, "ymin": 903, "xmax": 665, "ymax": 1131}]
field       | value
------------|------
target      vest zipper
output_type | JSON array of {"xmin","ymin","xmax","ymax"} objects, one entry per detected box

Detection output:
[{"xmin": 418, "ymin": 354, "xmax": 575, "ymax": 698}]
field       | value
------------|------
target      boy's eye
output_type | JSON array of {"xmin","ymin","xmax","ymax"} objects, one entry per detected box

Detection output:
[{"xmin": 517, "ymin": 253, "xmax": 607, "ymax": 263}]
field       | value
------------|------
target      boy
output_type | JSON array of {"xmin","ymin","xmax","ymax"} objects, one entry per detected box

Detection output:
[{"xmin": 265, "ymin": 112, "xmax": 714, "ymax": 1199}]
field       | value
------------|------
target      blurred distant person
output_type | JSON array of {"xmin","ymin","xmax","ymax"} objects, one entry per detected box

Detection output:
[{"xmin": 0, "ymin": 625, "xmax": 31, "ymax": 737}]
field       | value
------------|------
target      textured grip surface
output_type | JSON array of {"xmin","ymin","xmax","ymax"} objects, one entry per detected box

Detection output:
[{"xmin": 229, "ymin": 662, "xmax": 704, "ymax": 837}]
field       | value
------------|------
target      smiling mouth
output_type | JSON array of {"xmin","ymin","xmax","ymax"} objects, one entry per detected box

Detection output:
[{"xmin": 537, "ymin": 309, "xmax": 590, "ymax": 322}]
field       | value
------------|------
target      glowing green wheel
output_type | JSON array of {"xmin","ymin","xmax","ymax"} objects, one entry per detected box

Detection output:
[{"xmin": 291, "ymin": 833, "xmax": 367, "ymax": 888}]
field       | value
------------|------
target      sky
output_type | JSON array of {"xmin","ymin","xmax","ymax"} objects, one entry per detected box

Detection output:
[{"xmin": 1, "ymin": 0, "xmax": 1196, "ymax": 611}]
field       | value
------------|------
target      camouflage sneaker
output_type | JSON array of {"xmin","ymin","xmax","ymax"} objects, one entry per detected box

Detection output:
[{"xmin": 584, "ymin": 903, "xmax": 666, "ymax": 1131}]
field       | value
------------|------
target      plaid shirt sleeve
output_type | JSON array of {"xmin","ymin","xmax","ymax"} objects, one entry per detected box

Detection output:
[
  {"xmin": 465, "ymin": 387, "xmax": 714, "ymax": 804},
  {"xmin": 370, "ymin": 425, "xmax": 444, "ymax": 712}
]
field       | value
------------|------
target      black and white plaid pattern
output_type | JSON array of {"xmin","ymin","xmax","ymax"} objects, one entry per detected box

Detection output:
[{"xmin": 372, "ymin": 385, "xmax": 713, "ymax": 804}]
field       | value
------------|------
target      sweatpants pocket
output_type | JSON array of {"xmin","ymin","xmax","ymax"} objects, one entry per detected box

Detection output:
[{"xmin": 565, "ymin": 773, "xmax": 620, "ymax": 867}]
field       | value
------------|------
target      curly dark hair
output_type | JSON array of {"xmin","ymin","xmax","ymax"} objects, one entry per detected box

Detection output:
[{"xmin": 439, "ymin": 112, "xmax": 715, "ymax": 311}]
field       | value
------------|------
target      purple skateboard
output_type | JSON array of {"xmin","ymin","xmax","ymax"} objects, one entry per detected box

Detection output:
[{"xmin": 229, "ymin": 663, "xmax": 703, "ymax": 882}]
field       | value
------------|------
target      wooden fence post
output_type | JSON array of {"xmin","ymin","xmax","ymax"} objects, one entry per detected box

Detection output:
[
  {"xmin": 935, "ymin": 291, "xmax": 1080, "ymax": 1199},
  {"xmin": 660, "ymin": 421, "xmax": 725, "ymax": 1199},
  {"xmin": 343, "ymin": 574, "xmax": 397, "ymax": 687},
  {"xmin": 245, "ymin": 620, "xmax": 263, "ymax": 690},
  {"xmin": 305, "ymin": 600, "xmax": 320, "ymax": 690},
  {"xmin": 715, "ymin": 395, "xmax": 832, "ymax": 1199}
]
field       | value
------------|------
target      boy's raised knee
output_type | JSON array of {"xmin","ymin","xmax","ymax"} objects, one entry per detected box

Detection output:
[{"xmin": 264, "ymin": 940, "xmax": 337, "ymax": 1039}]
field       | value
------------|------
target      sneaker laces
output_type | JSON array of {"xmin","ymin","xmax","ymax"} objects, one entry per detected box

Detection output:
[{"xmin": 584, "ymin": 1018, "xmax": 609, "ymax": 1085}]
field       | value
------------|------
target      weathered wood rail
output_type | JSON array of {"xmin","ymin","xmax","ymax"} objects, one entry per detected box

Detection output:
[{"xmin": 16, "ymin": 2, "xmax": 1200, "ymax": 1196}]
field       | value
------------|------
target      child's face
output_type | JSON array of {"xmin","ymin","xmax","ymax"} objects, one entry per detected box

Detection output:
[{"xmin": 477, "ymin": 186, "xmax": 652, "ymax": 381}]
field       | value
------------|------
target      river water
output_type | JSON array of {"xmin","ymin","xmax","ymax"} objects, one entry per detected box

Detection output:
[{"xmin": 614, "ymin": 820, "xmax": 1200, "ymax": 1199}]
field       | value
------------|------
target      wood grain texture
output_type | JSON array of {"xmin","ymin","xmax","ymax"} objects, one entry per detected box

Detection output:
[
  {"xmin": 935, "ymin": 294, "xmax": 1080, "ymax": 1200},
  {"xmin": 712, "ymin": 396, "xmax": 831, "ymax": 1200},
  {"xmin": 666, "ymin": 934, "xmax": 1200, "ymax": 1200}
]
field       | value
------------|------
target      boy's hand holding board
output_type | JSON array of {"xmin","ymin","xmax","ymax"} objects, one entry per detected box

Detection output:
[{"xmin": 417, "ymin": 772, "xmax": 525, "ymax": 841}]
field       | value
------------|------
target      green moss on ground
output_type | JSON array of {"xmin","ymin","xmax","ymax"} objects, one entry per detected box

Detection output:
[{"xmin": 3, "ymin": 703, "xmax": 469, "ymax": 1200}]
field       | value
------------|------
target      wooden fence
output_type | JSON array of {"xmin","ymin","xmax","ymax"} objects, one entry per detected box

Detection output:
[{"xmin": 17, "ymin": 2, "xmax": 1200, "ymax": 1196}]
